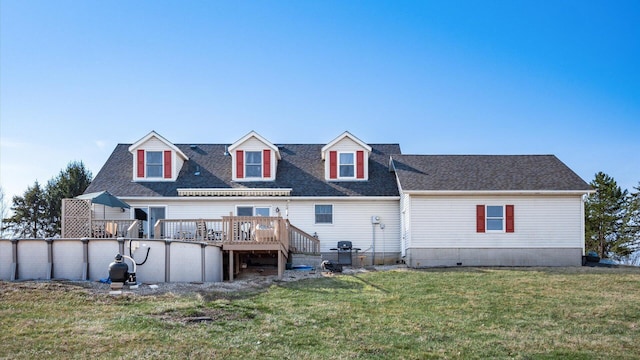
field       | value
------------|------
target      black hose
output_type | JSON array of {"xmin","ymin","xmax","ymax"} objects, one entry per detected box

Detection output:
[{"xmin": 129, "ymin": 241, "xmax": 151, "ymax": 265}]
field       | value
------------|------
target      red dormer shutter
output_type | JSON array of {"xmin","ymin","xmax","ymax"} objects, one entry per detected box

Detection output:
[
  {"xmin": 356, "ymin": 150, "xmax": 364, "ymax": 179},
  {"xmin": 506, "ymin": 205, "xmax": 515, "ymax": 233},
  {"xmin": 476, "ymin": 205, "xmax": 485, "ymax": 233},
  {"xmin": 236, "ymin": 150, "xmax": 244, "ymax": 178},
  {"xmin": 263, "ymin": 149, "xmax": 271, "ymax": 178},
  {"xmin": 137, "ymin": 150, "xmax": 145, "ymax": 178},
  {"xmin": 329, "ymin": 151, "xmax": 337, "ymax": 179},
  {"xmin": 163, "ymin": 150, "xmax": 172, "ymax": 179}
]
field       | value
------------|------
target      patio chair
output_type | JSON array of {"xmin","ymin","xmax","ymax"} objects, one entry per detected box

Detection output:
[{"xmin": 105, "ymin": 222, "xmax": 118, "ymax": 237}]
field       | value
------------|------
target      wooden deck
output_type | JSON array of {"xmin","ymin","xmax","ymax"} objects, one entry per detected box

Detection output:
[
  {"xmin": 156, "ymin": 216, "xmax": 318, "ymax": 280},
  {"xmin": 61, "ymin": 199, "xmax": 320, "ymax": 281}
]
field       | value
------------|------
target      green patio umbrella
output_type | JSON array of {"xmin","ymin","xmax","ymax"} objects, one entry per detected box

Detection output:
[
  {"xmin": 77, "ymin": 191, "xmax": 130, "ymax": 209},
  {"xmin": 77, "ymin": 191, "xmax": 130, "ymax": 219}
]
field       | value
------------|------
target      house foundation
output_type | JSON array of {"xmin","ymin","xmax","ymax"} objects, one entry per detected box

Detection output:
[{"xmin": 406, "ymin": 248, "xmax": 583, "ymax": 267}]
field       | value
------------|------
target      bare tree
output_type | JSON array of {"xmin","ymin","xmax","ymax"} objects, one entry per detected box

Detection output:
[{"xmin": 0, "ymin": 185, "xmax": 7, "ymax": 238}]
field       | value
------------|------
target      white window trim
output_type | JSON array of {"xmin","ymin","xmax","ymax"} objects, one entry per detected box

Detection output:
[
  {"xmin": 146, "ymin": 151, "xmax": 164, "ymax": 178},
  {"xmin": 245, "ymin": 151, "xmax": 263, "ymax": 178},
  {"xmin": 314, "ymin": 204, "xmax": 334, "ymax": 225},
  {"xmin": 337, "ymin": 151, "xmax": 356, "ymax": 179},
  {"xmin": 485, "ymin": 205, "xmax": 505, "ymax": 233}
]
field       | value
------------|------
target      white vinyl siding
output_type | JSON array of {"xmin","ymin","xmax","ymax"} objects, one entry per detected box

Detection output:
[
  {"xmin": 408, "ymin": 195, "xmax": 584, "ymax": 249},
  {"xmin": 123, "ymin": 198, "xmax": 400, "ymax": 254}
]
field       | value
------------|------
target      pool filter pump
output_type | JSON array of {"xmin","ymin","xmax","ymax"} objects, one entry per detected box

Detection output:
[{"xmin": 108, "ymin": 253, "xmax": 137, "ymax": 288}]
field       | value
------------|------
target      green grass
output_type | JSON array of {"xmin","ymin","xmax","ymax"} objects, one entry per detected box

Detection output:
[{"xmin": 2, "ymin": 267, "xmax": 640, "ymax": 359}]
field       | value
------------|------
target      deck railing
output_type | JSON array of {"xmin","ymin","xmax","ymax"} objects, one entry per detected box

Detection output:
[
  {"xmin": 90, "ymin": 219, "xmax": 140, "ymax": 238},
  {"xmin": 155, "ymin": 216, "xmax": 287, "ymax": 245},
  {"xmin": 287, "ymin": 221, "xmax": 321, "ymax": 255},
  {"xmin": 155, "ymin": 219, "xmax": 226, "ymax": 241}
]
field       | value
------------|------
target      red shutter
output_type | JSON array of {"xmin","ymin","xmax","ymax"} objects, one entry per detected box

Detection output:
[
  {"xmin": 329, "ymin": 151, "xmax": 337, "ymax": 179},
  {"xmin": 263, "ymin": 149, "xmax": 271, "ymax": 178},
  {"xmin": 476, "ymin": 205, "xmax": 485, "ymax": 233},
  {"xmin": 506, "ymin": 205, "xmax": 515, "ymax": 233},
  {"xmin": 356, "ymin": 150, "xmax": 364, "ymax": 179},
  {"xmin": 236, "ymin": 150, "xmax": 244, "ymax": 178},
  {"xmin": 163, "ymin": 150, "xmax": 172, "ymax": 179},
  {"xmin": 137, "ymin": 150, "xmax": 145, "ymax": 178}
]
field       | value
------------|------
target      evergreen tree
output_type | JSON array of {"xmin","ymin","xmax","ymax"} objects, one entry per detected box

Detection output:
[
  {"xmin": 626, "ymin": 182, "xmax": 640, "ymax": 251},
  {"xmin": 2, "ymin": 181, "xmax": 50, "ymax": 238},
  {"xmin": 585, "ymin": 172, "xmax": 631, "ymax": 258},
  {"xmin": 45, "ymin": 161, "xmax": 92, "ymax": 234}
]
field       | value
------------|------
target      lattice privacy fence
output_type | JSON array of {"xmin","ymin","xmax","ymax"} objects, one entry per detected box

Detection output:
[{"xmin": 61, "ymin": 198, "xmax": 92, "ymax": 238}]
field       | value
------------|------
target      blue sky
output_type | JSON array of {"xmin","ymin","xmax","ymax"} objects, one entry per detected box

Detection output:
[{"xmin": 1, "ymin": 0, "xmax": 639, "ymax": 202}]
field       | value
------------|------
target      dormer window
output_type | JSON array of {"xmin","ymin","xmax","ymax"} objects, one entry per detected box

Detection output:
[
  {"xmin": 229, "ymin": 131, "xmax": 280, "ymax": 182},
  {"xmin": 129, "ymin": 131, "xmax": 189, "ymax": 182},
  {"xmin": 322, "ymin": 131, "xmax": 371, "ymax": 181},
  {"xmin": 245, "ymin": 151, "xmax": 263, "ymax": 178},
  {"xmin": 339, "ymin": 152, "xmax": 355, "ymax": 178},
  {"xmin": 146, "ymin": 151, "xmax": 164, "ymax": 178}
]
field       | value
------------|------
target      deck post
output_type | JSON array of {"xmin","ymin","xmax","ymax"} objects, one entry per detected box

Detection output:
[
  {"xmin": 46, "ymin": 238, "xmax": 54, "ymax": 280},
  {"xmin": 81, "ymin": 238, "xmax": 89, "ymax": 280},
  {"xmin": 228, "ymin": 250, "xmax": 234, "ymax": 281},
  {"xmin": 10, "ymin": 239, "xmax": 18, "ymax": 281},
  {"xmin": 201, "ymin": 243, "xmax": 206, "ymax": 282},
  {"xmin": 278, "ymin": 250, "xmax": 285, "ymax": 280},
  {"xmin": 164, "ymin": 239, "xmax": 172, "ymax": 282}
]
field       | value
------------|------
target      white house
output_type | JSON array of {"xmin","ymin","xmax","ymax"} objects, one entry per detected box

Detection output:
[{"xmin": 83, "ymin": 130, "xmax": 593, "ymax": 267}]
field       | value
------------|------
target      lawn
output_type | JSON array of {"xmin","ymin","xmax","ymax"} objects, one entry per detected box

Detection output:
[{"xmin": 1, "ymin": 267, "xmax": 639, "ymax": 359}]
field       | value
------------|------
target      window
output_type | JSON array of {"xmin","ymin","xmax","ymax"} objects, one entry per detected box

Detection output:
[
  {"xmin": 245, "ymin": 151, "xmax": 262, "ymax": 178},
  {"xmin": 255, "ymin": 207, "xmax": 270, "ymax": 217},
  {"xmin": 315, "ymin": 204, "xmax": 333, "ymax": 224},
  {"xmin": 339, "ymin": 152, "xmax": 354, "ymax": 178},
  {"xmin": 486, "ymin": 206, "xmax": 504, "ymax": 231},
  {"xmin": 476, "ymin": 204, "xmax": 514, "ymax": 233},
  {"xmin": 237, "ymin": 206, "xmax": 270, "ymax": 216},
  {"xmin": 146, "ymin": 151, "xmax": 163, "ymax": 178},
  {"xmin": 237, "ymin": 206, "xmax": 253, "ymax": 216},
  {"xmin": 328, "ymin": 150, "xmax": 365, "ymax": 180}
]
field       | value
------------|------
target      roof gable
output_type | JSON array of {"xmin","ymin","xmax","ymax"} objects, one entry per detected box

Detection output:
[
  {"xmin": 321, "ymin": 131, "xmax": 372, "ymax": 160},
  {"xmin": 127, "ymin": 131, "xmax": 189, "ymax": 160},
  {"xmin": 228, "ymin": 131, "xmax": 281, "ymax": 160}
]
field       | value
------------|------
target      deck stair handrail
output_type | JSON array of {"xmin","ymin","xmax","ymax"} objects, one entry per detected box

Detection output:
[{"xmin": 287, "ymin": 220, "xmax": 320, "ymax": 255}]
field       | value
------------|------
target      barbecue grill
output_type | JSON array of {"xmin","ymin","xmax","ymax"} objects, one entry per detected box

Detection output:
[{"xmin": 330, "ymin": 241, "xmax": 361, "ymax": 266}]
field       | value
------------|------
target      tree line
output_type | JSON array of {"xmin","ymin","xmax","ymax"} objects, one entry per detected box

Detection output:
[
  {"xmin": 585, "ymin": 172, "xmax": 640, "ymax": 264},
  {"xmin": 1, "ymin": 163, "xmax": 639, "ymax": 263},
  {"xmin": 0, "ymin": 161, "xmax": 92, "ymax": 238}
]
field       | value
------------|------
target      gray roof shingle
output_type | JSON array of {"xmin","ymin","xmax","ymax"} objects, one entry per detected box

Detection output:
[
  {"xmin": 86, "ymin": 142, "xmax": 591, "ymax": 198},
  {"xmin": 85, "ymin": 143, "xmax": 402, "ymax": 197},
  {"xmin": 391, "ymin": 155, "xmax": 592, "ymax": 191}
]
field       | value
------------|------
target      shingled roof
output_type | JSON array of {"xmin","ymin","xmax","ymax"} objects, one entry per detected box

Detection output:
[
  {"xmin": 85, "ymin": 143, "xmax": 402, "ymax": 197},
  {"xmin": 390, "ymin": 155, "xmax": 592, "ymax": 192}
]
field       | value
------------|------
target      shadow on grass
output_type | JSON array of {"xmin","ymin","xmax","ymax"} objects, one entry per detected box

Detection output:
[{"xmin": 351, "ymin": 273, "xmax": 390, "ymax": 293}]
